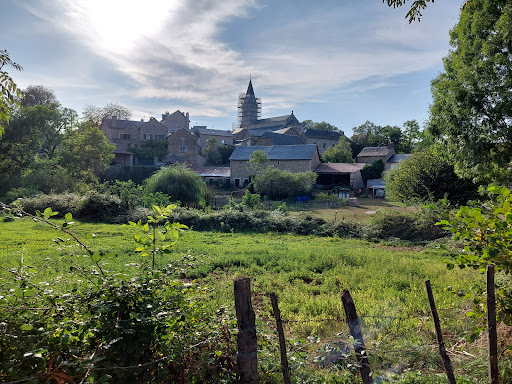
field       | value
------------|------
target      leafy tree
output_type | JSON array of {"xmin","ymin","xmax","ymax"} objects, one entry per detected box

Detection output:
[
  {"xmin": 321, "ymin": 138, "xmax": 354, "ymax": 163},
  {"xmin": 241, "ymin": 190, "xmax": 263, "ymax": 210},
  {"xmin": 384, "ymin": 146, "xmax": 478, "ymax": 205},
  {"xmin": 350, "ymin": 121, "xmax": 404, "ymax": 155},
  {"xmin": 202, "ymin": 138, "xmax": 235, "ymax": 165},
  {"xmin": 251, "ymin": 167, "xmax": 317, "ymax": 200},
  {"xmin": 248, "ymin": 149, "xmax": 269, "ymax": 173},
  {"xmin": 0, "ymin": 50, "xmax": 23, "ymax": 130},
  {"xmin": 144, "ymin": 163, "xmax": 206, "ymax": 206},
  {"xmin": 301, "ymin": 120, "xmax": 339, "ymax": 131},
  {"xmin": 20, "ymin": 85, "xmax": 58, "ymax": 107},
  {"xmin": 383, "ymin": 0, "xmax": 435, "ymax": 22},
  {"xmin": 428, "ymin": 0, "xmax": 512, "ymax": 183},
  {"xmin": 82, "ymin": 102, "xmax": 132, "ymax": 125},
  {"xmin": 129, "ymin": 140, "xmax": 168, "ymax": 161},
  {"xmin": 59, "ymin": 121, "xmax": 115, "ymax": 182},
  {"xmin": 361, "ymin": 159, "xmax": 385, "ymax": 186}
]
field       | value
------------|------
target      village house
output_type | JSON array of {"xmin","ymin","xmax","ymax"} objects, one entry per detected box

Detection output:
[
  {"xmin": 192, "ymin": 126, "xmax": 234, "ymax": 147},
  {"xmin": 356, "ymin": 145, "xmax": 396, "ymax": 164},
  {"xmin": 161, "ymin": 110, "xmax": 190, "ymax": 132},
  {"xmin": 301, "ymin": 129, "xmax": 344, "ymax": 155},
  {"xmin": 166, "ymin": 128, "xmax": 202, "ymax": 167},
  {"xmin": 229, "ymin": 144, "xmax": 321, "ymax": 187},
  {"xmin": 253, "ymin": 131, "xmax": 304, "ymax": 146},
  {"xmin": 314, "ymin": 163, "xmax": 365, "ymax": 190}
]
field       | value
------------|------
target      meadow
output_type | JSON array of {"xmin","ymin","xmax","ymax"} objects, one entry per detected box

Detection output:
[{"xmin": 0, "ymin": 216, "xmax": 502, "ymax": 383}]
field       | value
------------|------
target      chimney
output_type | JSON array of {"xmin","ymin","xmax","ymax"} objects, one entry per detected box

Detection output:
[
  {"xmin": 186, "ymin": 112, "xmax": 190, "ymax": 129},
  {"xmin": 112, "ymin": 115, "xmax": 117, "ymax": 121}
]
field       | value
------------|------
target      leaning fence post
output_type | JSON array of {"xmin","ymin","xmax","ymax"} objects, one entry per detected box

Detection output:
[
  {"xmin": 341, "ymin": 289, "xmax": 373, "ymax": 384},
  {"xmin": 487, "ymin": 265, "xmax": 499, "ymax": 384},
  {"xmin": 270, "ymin": 292, "xmax": 291, "ymax": 384},
  {"xmin": 234, "ymin": 277, "xmax": 258, "ymax": 384},
  {"xmin": 425, "ymin": 280, "xmax": 456, "ymax": 384}
]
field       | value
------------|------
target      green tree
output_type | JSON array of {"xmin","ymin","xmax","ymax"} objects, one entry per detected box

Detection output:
[
  {"xmin": 0, "ymin": 50, "xmax": 23, "ymax": 131},
  {"xmin": 202, "ymin": 138, "xmax": 235, "ymax": 165},
  {"xmin": 383, "ymin": 0, "xmax": 435, "ymax": 22},
  {"xmin": 248, "ymin": 149, "xmax": 269, "ymax": 173},
  {"xmin": 384, "ymin": 146, "xmax": 478, "ymax": 205},
  {"xmin": 361, "ymin": 159, "xmax": 385, "ymax": 186},
  {"xmin": 59, "ymin": 121, "xmax": 115, "ymax": 182},
  {"xmin": 251, "ymin": 167, "xmax": 317, "ymax": 200},
  {"xmin": 129, "ymin": 140, "xmax": 168, "ymax": 161},
  {"xmin": 144, "ymin": 163, "xmax": 206, "ymax": 206},
  {"xmin": 321, "ymin": 138, "xmax": 354, "ymax": 163},
  {"xmin": 428, "ymin": 0, "xmax": 512, "ymax": 183},
  {"xmin": 20, "ymin": 85, "xmax": 58, "ymax": 107},
  {"xmin": 301, "ymin": 120, "xmax": 339, "ymax": 131}
]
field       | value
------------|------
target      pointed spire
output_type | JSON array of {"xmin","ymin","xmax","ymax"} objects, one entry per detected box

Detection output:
[{"xmin": 246, "ymin": 79, "xmax": 254, "ymax": 95}]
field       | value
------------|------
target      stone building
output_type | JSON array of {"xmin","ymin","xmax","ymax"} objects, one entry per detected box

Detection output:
[
  {"xmin": 302, "ymin": 129, "xmax": 344, "ymax": 155},
  {"xmin": 161, "ymin": 110, "xmax": 190, "ymax": 132},
  {"xmin": 192, "ymin": 126, "xmax": 234, "ymax": 147},
  {"xmin": 167, "ymin": 128, "xmax": 202, "ymax": 166},
  {"xmin": 229, "ymin": 144, "xmax": 320, "ymax": 187},
  {"xmin": 356, "ymin": 145, "xmax": 396, "ymax": 164}
]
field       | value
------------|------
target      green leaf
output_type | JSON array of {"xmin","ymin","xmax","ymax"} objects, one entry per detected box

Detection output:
[
  {"xmin": 44, "ymin": 207, "xmax": 53, "ymax": 219},
  {"xmin": 21, "ymin": 324, "xmax": 33, "ymax": 331},
  {"xmin": 65, "ymin": 212, "xmax": 73, "ymax": 222},
  {"xmin": 91, "ymin": 253, "xmax": 101, "ymax": 263}
]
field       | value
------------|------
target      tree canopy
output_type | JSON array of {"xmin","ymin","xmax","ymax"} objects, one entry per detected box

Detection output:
[
  {"xmin": 428, "ymin": 0, "xmax": 512, "ymax": 183},
  {"xmin": 0, "ymin": 50, "xmax": 23, "ymax": 131},
  {"xmin": 201, "ymin": 138, "xmax": 234, "ymax": 166},
  {"xmin": 321, "ymin": 138, "xmax": 354, "ymax": 163},
  {"xmin": 20, "ymin": 85, "xmax": 58, "ymax": 107},
  {"xmin": 301, "ymin": 120, "xmax": 339, "ymax": 131},
  {"xmin": 82, "ymin": 103, "xmax": 132, "ymax": 125}
]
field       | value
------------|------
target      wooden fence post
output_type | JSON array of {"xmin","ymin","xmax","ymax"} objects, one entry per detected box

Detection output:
[
  {"xmin": 425, "ymin": 280, "xmax": 456, "ymax": 384},
  {"xmin": 487, "ymin": 265, "xmax": 499, "ymax": 384},
  {"xmin": 270, "ymin": 292, "xmax": 291, "ymax": 384},
  {"xmin": 341, "ymin": 289, "xmax": 373, "ymax": 384},
  {"xmin": 234, "ymin": 277, "xmax": 258, "ymax": 384}
]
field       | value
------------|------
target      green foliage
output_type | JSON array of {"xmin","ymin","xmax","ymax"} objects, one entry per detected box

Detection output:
[
  {"xmin": 241, "ymin": 190, "xmax": 263, "ymax": 210},
  {"xmin": 144, "ymin": 163, "xmax": 206, "ymax": 206},
  {"xmin": 383, "ymin": 0, "xmax": 435, "ymax": 23},
  {"xmin": 105, "ymin": 180, "xmax": 144, "ymax": 209},
  {"xmin": 321, "ymin": 138, "xmax": 354, "ymax": 163},
  {"xmin": 248, "ymin": 149, "xmax": 269, "ymax": 173},
  {"xmin": 202, "ymin": 138, "xmax": 234, "ymax": 165},
  {"xmin": 75, "ymin": 191, "xmax": 128, "ymax": 222},
  {"xmin": 384, "ymin": 147, "xmax": 478, "ymax": 205},
  {"xmin": 19, "ymin": 192, "xmax": 83, "ymax": 218},
  {"xmin": 361, "ymin": 159, "xmax": 385, "ymax": 185},
  {"xmin": 127, "ymin": 204, "xmax": 187, "ymax": 272},
  {"xmin": 301, "ymin": 120, "xmax": 339, "ymax": 131},
  {"xmin": 128, "ymin": 139, "xmax": 168, "ymax": 161},
  {"xmin": 251, "ymin": 167, "xmax": 317, "ymax": 200},
  {"xmin": 438, "ymin": 185, "xmax": 512, "ymax": 324},
  {"xmin": 0, "ymin": 49, "xmax": 23, "ymax": 129},
  {"xmin": 350, "ymin": 121, "xmax": 405, "ymax": 156},
  {"xmin": 1, "ymin": 186, "xmax": 41, "ymax": 204},
  {"xmin": 428, "ymin": 0, "xmax": 512, "ymax": 183}
]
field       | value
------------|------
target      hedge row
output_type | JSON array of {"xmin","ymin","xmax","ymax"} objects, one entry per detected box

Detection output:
[{"xmin": 10, "ymin": 193, "xmax": 447, "ymax": 242}]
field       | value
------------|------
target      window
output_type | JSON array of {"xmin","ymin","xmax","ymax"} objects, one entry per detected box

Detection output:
[
  {"xmin": 180, "ymin": 146, "xmax": 186, "ymax": 153},
  {"xmin": 371, "ymin": 157, "xmax": 375, "ymax": 163},
  {"xmin": 323, "ymin": 143, "xmax": 326, "ymax": 148},
  {"xmin": 120, "ymin": 133, "xmax": 131, "ymax": 139},
  {"xmin": 144, "ymin": 134, "xmax": 152, "ymax": 140},
  {"xmin": 221, "ymin": 139, "xmax": 225, "ymax": 144}
]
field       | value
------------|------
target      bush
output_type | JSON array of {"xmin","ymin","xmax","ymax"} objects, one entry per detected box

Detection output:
[
  {"xmin": 75, "ymin": 191, "xmax": 127, "ymax": 222},
  {"xmin": 19, "ymin": 192, "xmax": 83, "ymax": 217},
  {"xmin": 1, "ymin": 187, "xmax": 42, "ymax": 204},
  {"xmin": 144, "ymin": 164, "xmax": 206, "ymax": 206},
  {"xmin": 252, "ymin": 167, "xmax": 317, "ymax": 200}
]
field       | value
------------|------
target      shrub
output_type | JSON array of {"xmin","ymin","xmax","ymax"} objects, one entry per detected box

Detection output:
[
  {"xmin": 144, "ymin": 164, "xmax": 206, "ymax": 206},
  {"xmin": 252, "ymin": 167, "xmax": 317, "ymax": 200},
  {"xmin": 241, "ymin": 190, "xmax": 263, "ymax": 210},
  {"xmin": 19, "ymin": 192, "xmax": 83, "ymax": 217},
  {"xmin": 75, "ymin": 191, "xmax": 127, "ymax": 222},
  {"xmin": 1, "ymin": 187, "xmax": 42, "ymax": 204}
]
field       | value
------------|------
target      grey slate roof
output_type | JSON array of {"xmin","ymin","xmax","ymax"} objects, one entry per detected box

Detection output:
[
  {"xmin": 103, "ymin": 119, "xmax": 144, "ymax": 129},
  {"xmin": 387, "ymin": 154, "xmax": 411, "ymax": 163},
  {"xmin": 357, "ymin": 146, "xmax": 394, "ymax": 158},
  {"xmin": 229, "ymin": 145, "xmax": 318, "ymax": 161},
  {"xmin": 194, "ymin": 127, "xmax": 233, "ymax": 137},
  {"xmin": 260, "ymin": 132, "xmax": 304, "ymax": 145},
  {"xmin": 190, "ymin": 166, "xmax": 230, "ymax": 177},
  {"xmin": 241, "ymin": 113, "xmax": 300, "ymax": 131},
  {"xmin": 304, "ymin": 129, "xmax": 342, "ymax": 140}
]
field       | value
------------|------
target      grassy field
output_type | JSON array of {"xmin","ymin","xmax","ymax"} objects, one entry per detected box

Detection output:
[{"xmin": 0, "ymin": 217, "xmax": 500, "ymax": 382}]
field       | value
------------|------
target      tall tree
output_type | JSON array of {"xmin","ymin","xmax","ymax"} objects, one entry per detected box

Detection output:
[
  {"xmin": 201, "ymin": 137, "xmax": 235, "ymax": 166},
  {"xmin": 428, "ymin": 0, "xmax": 512, "ymax": 183},
  {"xmin": 301, "ymin": 120, "xmax": 339, "ymax": 131},
  {"xmin": 82, "ymin": 103, "xmax": 132, "ymax": 125},
  {"xmin": 20, "ymin": 85, "xmax": 58, "ymax": 107},
  {"xmin": 0, "ymin": 50, "xmax": 23, "ymax": 131},
  {"xmin": 321, "ymin": 138, "xmax": 354, "ymax": 163}
]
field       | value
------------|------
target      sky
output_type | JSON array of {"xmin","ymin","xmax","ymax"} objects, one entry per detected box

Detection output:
[{"xmin": 1, "ymin": 0, "xmax": 464, "ymax": 136}]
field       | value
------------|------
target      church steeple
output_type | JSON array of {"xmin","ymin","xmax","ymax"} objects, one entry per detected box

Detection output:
[{"xmin": 237, "ymin": 79, "xmax": 261, "ymax": 128}]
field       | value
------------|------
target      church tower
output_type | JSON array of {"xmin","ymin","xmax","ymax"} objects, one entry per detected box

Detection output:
[{"xmin": 237, "ymin": 79, "xmax": 261, "ymax": 128}]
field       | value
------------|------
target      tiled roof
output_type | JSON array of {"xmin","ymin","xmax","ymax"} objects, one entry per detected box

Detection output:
[
  {"xmin": 229, "ymin": 145, "xmax": 318, "ymax": 161},
  {"xmin": 315, "ymin": 163, "xmax": 365, "ymax": 174},
  {"xmin": 260, "ymin": 132, "xmax": 304, "ymax": 145},
  {"xmin": 190, "ymin": 166, "xmax": 230, "ymax": 177},
  {"xmin": 357, "ymin": 146, "xmax": 394, "ymax": 157},
  {"xmin": 241, "ymin": 114, "xmax": 300, "ymax": 131},
  {"xmin": 304, "ymin": 129, "xmax": 342, "ymax": 140}
]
